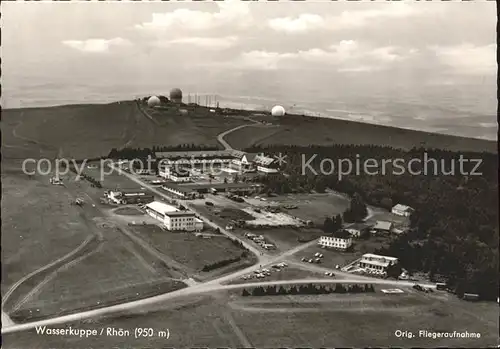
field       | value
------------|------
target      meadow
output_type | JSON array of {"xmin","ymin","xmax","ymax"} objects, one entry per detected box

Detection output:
[
  {"xmin": 133, "ymin": 225, "xmax": 254, "ymax": 278},
  {"xmin": 1, "ymin": 161, "xmax": 93, "ymax": 297},
  {"xmin": 225, "ymin": 114, "xmax": 497, "ymax": 153},
  {"xmin": 1, "ymin": 101, "xmax": 249, "ymax": 160}
]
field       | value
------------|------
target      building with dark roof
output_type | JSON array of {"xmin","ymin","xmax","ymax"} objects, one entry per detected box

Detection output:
[{"xmin": 344, "ymin": 223, "xmax": 371, "ymax": 238}]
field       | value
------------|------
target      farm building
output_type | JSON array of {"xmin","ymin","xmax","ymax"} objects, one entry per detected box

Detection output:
[
  {"xmin": 145, "ymin": 201, "xmax": 203, "ymax": 231},
  {"xmin": 319, "ymin": 230, "xmax": 353, "ymax": 250},
  {"xmin": 344, "ymin": 223, "xmax": 371, "ymax": 238},
  {"xmin": 106, "ymin": 190, "xmax": 154, "ymax": 205},
  {"xmin": 358, "ymin": 253, "xmax": 398, "ymax": 273},
  {"xmin": 391, "ymin": 204, "xmax": 414, "ymax": 217},
  {"xmin": 372, "ymin": 220, "xmax": 393, "ymax": 233}
]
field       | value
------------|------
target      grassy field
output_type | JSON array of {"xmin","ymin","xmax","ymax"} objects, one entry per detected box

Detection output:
[
  {"xmin": 133, "ymin": 225, "xmax": 252, "ymax": 275},
  {"xmin": 2, "ymin": 295, "xmax": 246, "ymax": 348},
  {"xmin": 11, "ymin": 238, "xmax": 183, "ymax": 323},
  {"xmin": 294, "ymin": 235, "xmax": 396, "ymax": 269},
  {"xmin": 1, "ymin": 161, "xmax": 93, "ymax": 297},
  {"xmin": 2, "ymin": 163, "xmax": 189, "ymax": 323},
  {"xmin": 1, "ymin": 101, "xmax": 249, "ymax": 160},
  {"xmin": 113, "ymin": 206, "xmax": 144, "ymax": 216},
  {"xmin": 4, "ymin": 290, "xmax": 497, "ymax": 348},
  {"xmin": 225, "ymin": 115, "xmax": 497, "ymax": 153},
  {"xmin": 226, "ymin": 290, "xmax": 499, "ymax": 347}
]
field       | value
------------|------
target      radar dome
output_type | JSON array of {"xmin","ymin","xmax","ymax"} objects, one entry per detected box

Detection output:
[
  {"xmin": 147, "ymin": 96, "xmax": 160, "ymax": 107},
  {"xmin": 170, "ymin": 88, "xmax": 183, "ymax": 103},
  {"xmin": 271, "ymin": 105, "xmax": 285, "ymax": 117}
]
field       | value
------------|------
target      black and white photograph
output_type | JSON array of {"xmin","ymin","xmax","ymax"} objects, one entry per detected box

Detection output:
[{"xmin": 1, "ymin": 0, "xmax": 498, "ymax": 348}]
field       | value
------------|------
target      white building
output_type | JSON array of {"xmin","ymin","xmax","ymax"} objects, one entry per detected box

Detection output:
[
  {"xmin": 391, "ymin": 204, "xmax": 414, "ymax": 217},
  {"xmin": 254, "ymin": 154, "xmax": 279, "ymax": 173},
  {"xmin": 358, "ymin": 253, "xmax": 398, "ymax": 272},
  {"xmin": 231, "ymin": 153, "xmax": 257, "ymax": 172},
  {"xmin": 159, "ymin": 166, "xmax": 191, "ymax": 182},
  {"xmin": 319, "ymin": 230, "xmax": 353, "ymax": 250},
  {"xmin": 145, "ymin": 201, "xmax": 203, "ymax": 231},
  {"xmin": 231, "ymin": 153, "xmax": 280, "ymax": 174}
]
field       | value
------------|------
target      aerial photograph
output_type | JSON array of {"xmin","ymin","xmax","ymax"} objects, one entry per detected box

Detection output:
[{"xmin": 1, "ymin": 1, "xmax": 498, "ymax": 348}]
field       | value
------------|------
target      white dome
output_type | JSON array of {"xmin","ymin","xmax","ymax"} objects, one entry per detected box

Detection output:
[
  {"xmin": 147, "ymin": 96, "xmax": 160, "ymax": 107},
  {"xmin": 271, "ymin": 105, "xmax": 285, "ymax": 117}
]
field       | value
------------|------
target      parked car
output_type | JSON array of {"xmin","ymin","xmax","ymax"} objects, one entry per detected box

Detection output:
[
  {"xmin": 205, "ymin": 201, "xmax": 214, "ymax": 206},
  {"xmin": 301, "ymin": 258, "xmax": 307, "ymax": 262},
  {"xmin": 413, "ymin": 284, "xmax": 424, "ymax": 292}
]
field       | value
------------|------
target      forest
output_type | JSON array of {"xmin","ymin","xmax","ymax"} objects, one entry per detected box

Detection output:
[{"xmin": 246, "ymin": 144, "xmax": 498, "ymax": 300}]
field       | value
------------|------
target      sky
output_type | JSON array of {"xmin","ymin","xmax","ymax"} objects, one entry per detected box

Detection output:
[{"xmin": 1, "ymin": 1, "xmax": 497, "ymax": 139}]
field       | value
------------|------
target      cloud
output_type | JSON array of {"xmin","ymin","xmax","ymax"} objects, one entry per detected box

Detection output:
[
  {"xmin": 337, "ymin": 66, "xmax": 380, "ymax": 73},
  {"xmin": 62, "ymin": 38, "xmax": 131, "ymax": 53},
  {"xmin": 135, "ymin": 1, "xmax": 250, "ymax": 32},
  {"xmin": 430, "ymin": 44, "xmax": 496, "ymax": 75},
  {"xmin": 153, "ymin": 36, "xmax": 238, "ymax": 49},
  {"xmin": 336, "ymin": 3, "xmax": 417, "ymax": 27},
  {"xmin": 237, "ymin": 50, "xmax": 295, "ymax": 70},
  {"xmin": 268, "ymin": 4, "xmax": 418, "ymax": 33},
  {"xmin": 368, "ymin": 46, "xmax": 402, "ymax": 62},
  {"xmin": 233, "ymin": 41, "xmax": 415, "ymax": 72},
  {"xmin": 268, "ymin": 14, "xmax": 325, "ymax": 33}
]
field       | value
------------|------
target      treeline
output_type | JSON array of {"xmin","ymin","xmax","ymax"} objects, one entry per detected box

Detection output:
[
  {"xmin": 107, "ymin": 144, "xmax": 220, "ymax": 160},
  {"xmin": 69, "ymin": 166, "xmax": 102, "ymax": 188},
  {"xmin": 246, "ymin": 144, "xmax": 499, "ymax": 300},
  {"xmin": 201, "ymin": 251, "xmax": 248, "ymax": 272},
  {"xmin": 343, "ymin": 193, "xmax": 368, "ymax": 223},
  {"xmin": 242, "ymin": 283, "xmax": 376, "ymax": 296}
]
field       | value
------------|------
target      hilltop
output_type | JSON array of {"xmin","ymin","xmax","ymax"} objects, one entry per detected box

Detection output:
[
  {"xmin": 1, "ymin": 100, "xmax": 496, "ymax": 162},
  {"xmin": 226, "ymin": 113, "xmax": 497, "ymax": 153}
]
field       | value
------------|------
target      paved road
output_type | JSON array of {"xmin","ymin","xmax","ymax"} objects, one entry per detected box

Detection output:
[
  {"xmin": 1, "ymin": 277, "xmax": 432, "ymax": 335},
  {"xmin": 217, "ymin": 124, "xmax": 252, "ymax": 150}
]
